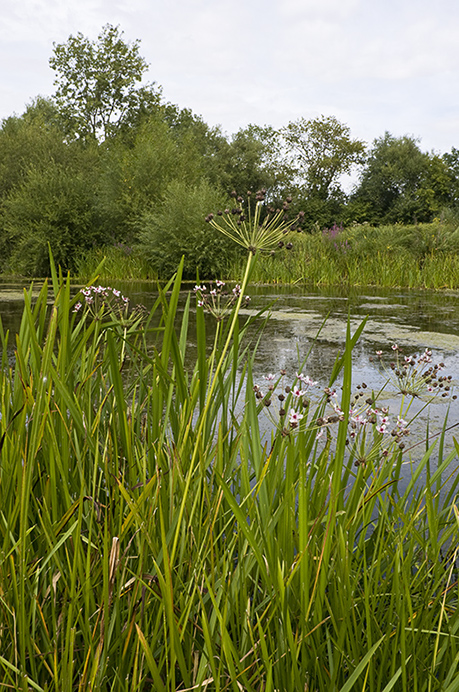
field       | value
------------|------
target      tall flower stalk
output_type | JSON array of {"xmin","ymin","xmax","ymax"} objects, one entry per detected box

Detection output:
[
  {"xmin": 206, "ymin": 189, "xmax": 303, "ymax": 255},
  {"xmin": 170, "ymin": 193, "xmax": 303, "ymax": 559},
  {"xmin": 200, "ymin": 190, "xmax": 303, "ymax": 417}
]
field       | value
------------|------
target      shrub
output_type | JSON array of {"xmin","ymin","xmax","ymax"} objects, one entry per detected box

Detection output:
[
  {"xmin": 137, "ymin": 178, "xmax": 239, "ymax": 278},
  {"xmin": 2, "ymin": 162, "xmax": 105, "ymax": 276}
]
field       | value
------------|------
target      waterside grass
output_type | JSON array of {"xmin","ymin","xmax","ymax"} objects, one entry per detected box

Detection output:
[
  {"xmin": 73, "ymin": 220, "xmax": 459, "ymax": 291},
  {"xmin": 75, "ymin": 245, "xmax": 157, "ymax": 282},
  {"xmin": 239, "ymin": 221, "xmax": 459, "ymax": 289},
  {"xmin": 0, "ymin": 251, "xmax": 459, "ymax": 690}
]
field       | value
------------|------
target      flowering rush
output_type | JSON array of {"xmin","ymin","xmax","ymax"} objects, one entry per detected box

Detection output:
[
  {"xmin": 253, "ymin": 369, "xmax": 318, "ymax": 435},
  {"xmin": 193, "ymin": 280, "xmax": 250, "ymax": 321},
  {"xmin": 288, "ymin": 409, "xmax": 303, "ymax": 427},
  {"xmin": 205, "ymin": 190, "xmax": 305, "ymax": 255},
  {"xmin": 73, "ymin": 285, "xmax": 129, "ymax": 315},
  {"xmin": 373, "ymin": 345, "xmax": 453, "ymax": 400}
]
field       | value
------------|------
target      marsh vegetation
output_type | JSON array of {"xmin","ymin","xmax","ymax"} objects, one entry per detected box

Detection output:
[{"xmin": 1, "ymin": 213, "xmax": 459, "ymax": 690}]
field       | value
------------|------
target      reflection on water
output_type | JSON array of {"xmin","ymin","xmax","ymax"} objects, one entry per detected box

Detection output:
[{"xmin": 2, "ymin": 279, "xmax": 459, "ymax": 388}]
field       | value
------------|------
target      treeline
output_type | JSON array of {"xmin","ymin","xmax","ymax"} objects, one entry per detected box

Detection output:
[{"xmin": 1, "ymin": 24, "xmax": 459, "ymax": 278}]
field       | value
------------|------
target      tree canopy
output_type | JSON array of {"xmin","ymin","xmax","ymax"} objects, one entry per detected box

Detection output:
[
  {"xmin": 353, "ymin": 132, "xmax": 451, "ymax": 223},
  {"xmin": 49, "ymin": 24, "xmax": 160, "ymax": 141},
  {"xmin": 281, "ymin": 115, "xmax": 366, "ymax": 200},
  {"xmin": 0, "ymin": 24, "xmax": 458, "ymax": 276}
]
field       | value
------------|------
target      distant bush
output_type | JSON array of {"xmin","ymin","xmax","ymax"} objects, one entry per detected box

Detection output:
[
  {"xmin": 137, "ymin": 179, "xmax": 239, "ymax": 279},
  {"xmin": 2, "ymin": 162, "xmax": 105, "ymax": 276}
]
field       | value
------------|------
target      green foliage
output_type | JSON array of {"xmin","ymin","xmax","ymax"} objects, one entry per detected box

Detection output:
[
  {"xmin": 3, "ymin": 22, "xmax": 459, "ymax": 277},
  {"xmin": 218, "ymin": 125, "xmax": 286, "ymax": 197},
  {"xmin": 49, "ymin": 24, "xmax": 160, "ymax": 141},
  {"xmin": 281, "ymin": 114, "xmax": 366, "ymax": 200},
  {"xmin": 442, "ymin": 147, "xmax": 459, "ymax": 206},
  {"xmin": 353, "ymin": 132, "xmax": 451, "ymax": 224},
  {"xmin": 137, "ymin": 179, "xmax": 238, "ymax": 278},
  {"xmin": 241, "ymin": 220, "xmax": 459, "ymax": 289},
  {"xmin": 98, "ymin": 114, "xmax": 202, "ymax": 240},
  {"xmin": 2, "ymin": 160, "xmax": 105, "ymax": 276},
  {"xmin": 159, "ymin": 104, "xmax": 232, "ymax": 187},
  {"xmin": 294, "ymin": 189, "xmax": 347, "ymax": 229},
  {"xmin": 0, "ymin": 98, "xmax": 67, "ymax": 199},
  {"xmin": 74, "ymin": 244, "xmax": 157, "ymax": 281},
  {"xmin": 0, "ymin": 252, "xmax": 458, "ymax": 689}
]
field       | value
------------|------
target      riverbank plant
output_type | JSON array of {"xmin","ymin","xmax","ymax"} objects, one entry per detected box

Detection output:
[
  {"xmin": 75, "ymin": 244, "xmax": 157, "ymax": 281},
  {"xmin": 0, "ymin": 217, "xmax": 459, "ymax": 689},
  {"xmin": 240, "ymin": 219, "xmax": 459, "ymax": 289},
  {"xmin": 71, "ymin": 218, "xmax": 459, "ymax": 291}
]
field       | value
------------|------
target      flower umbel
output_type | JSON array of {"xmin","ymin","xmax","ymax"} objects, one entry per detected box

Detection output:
[
  {"xmin": 374, "ymin": 345, "xmax": 453, "ymax": 400},
  {"xmin": 73, "ymin": 285, "xmax": 144, "ymax": 325},
  {"xmin": 194, "ymin": 281, "xmax": 250, "ymax": 321},
  {"xmin": 206, "ymin": 190, "xmax": 304, "ymax": 255}
]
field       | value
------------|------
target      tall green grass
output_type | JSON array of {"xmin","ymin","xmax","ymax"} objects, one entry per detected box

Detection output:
[
  {"xmin": 73, "ymin": 220, "xmax": 459, "ymax": 290},
  {"xmin": 75, "ymin": 245, "xmax": 157, "ymax": 282},
  {"xmin": 0, "ymin": 249, "xmax": 458, "ymax": 690},
  {"xmin": 234, "ymin": 221, "xmax": 459, "ymax": 289}
]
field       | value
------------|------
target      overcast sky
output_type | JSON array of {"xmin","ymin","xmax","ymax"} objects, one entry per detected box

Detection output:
[{"xmin": 1, "ymin": 0, "xmax": 458, "ymax": 155}]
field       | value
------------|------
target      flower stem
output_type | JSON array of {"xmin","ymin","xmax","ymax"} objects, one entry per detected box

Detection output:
[
  {"xmin": 202, "ymin": 250, "xmax": 254, "ymax": 413},
  {"xmin": 169, "ymin": 251, "xmax": 254, "ymax": 564}
]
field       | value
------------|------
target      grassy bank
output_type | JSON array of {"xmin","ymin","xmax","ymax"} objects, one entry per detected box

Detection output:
[
  {"xmin": 0, "ymin": 244, "xmax": 458, "ymax": 690},
  {"xmin": 234, "ymin": 220, "xmax": 459, "ymax": 289},
  {"xmin": 74, "ymin": 220, "xmax": 459, "ymax": 290}
]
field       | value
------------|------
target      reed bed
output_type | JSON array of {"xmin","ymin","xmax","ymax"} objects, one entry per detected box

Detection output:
[
  {"xmin": 75, "ymin": 245, "xmax": 157, "ymax": 282},
  {"xmin": 74, "ymin": 221, "xmax": 459, "ymax": 291},
  {"xmin": 0, "ymin": 233, "xmax": 459, "ymax": 689},
  {"xmin": 233, "ymin": 222, "xmax": 459, "ymax": 289}
]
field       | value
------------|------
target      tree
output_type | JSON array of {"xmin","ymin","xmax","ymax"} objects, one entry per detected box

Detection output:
[
  {"xmin": 0, "ymin": 98, "xmax": 103, "ymax": 269},
  {"xmin": 353, "ymin": 132, "xmax": 450, "ymax": 224},
  {"xmin": 98, "ymin": 113, "xmax": 203, "ymax": 241},
  {"xmin": 0, "ymin": 98, "xmax": 68, "ymax": 199},
  {"xmin": 443, "ymin": 147, "xmax": 459, "ymax": 207},
  {"xmin": 49, "ymin": 24, "xmax": 160, "ymax": 141},
  {"xmin": 200, "ymin": 124, "xmax": 285, "ymax": 199},
  {"xmin": 280, "ymin": 115, "xmax": 366, "ymax": 201},
  {"xmin": 2, "ymin": 160, "xmax": 105, "ymax": 276}
]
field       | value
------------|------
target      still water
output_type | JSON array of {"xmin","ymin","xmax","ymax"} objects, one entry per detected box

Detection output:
[
  {"xmin": 1, "ymin": 280, "xmax": 459, "ymax": 460},
  {"xmin": 127, "ymin": 282, "xmax": 459, "ymax": 454}
]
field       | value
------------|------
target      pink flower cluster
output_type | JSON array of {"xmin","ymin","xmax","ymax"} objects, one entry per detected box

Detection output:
[
  {"xmin": 73, "ymin": 285, "xmax": 129, "ymax": 318},
  {"xmin": 193, "ymin": 281, "xmax": 250, "ymax": 321}
]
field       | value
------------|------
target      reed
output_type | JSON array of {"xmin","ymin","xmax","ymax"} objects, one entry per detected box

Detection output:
[
  {"xmin": 235, "ymin": 221, "xmax": 459, "ymax": 289},
  {"xmin": 0, "ymin": 240, "xmax": 458, "ymax": 690},
  {"xmin": 74, "ymin": 221, "xmax": 459, "ymax": 290},
  {"xmin": 75, "ymin": 245, "xmax": 157, "ymax": 282}
]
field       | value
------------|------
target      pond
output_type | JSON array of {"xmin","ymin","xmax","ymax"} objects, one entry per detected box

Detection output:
[{"xmin": 1, "ymin": 280, "xmax": 459, "ymax": 477}]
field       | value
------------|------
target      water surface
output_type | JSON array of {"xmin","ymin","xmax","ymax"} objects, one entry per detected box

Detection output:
[{"xmin": 2, "ymin": 281, "xmax": 458, "ymax": 474}]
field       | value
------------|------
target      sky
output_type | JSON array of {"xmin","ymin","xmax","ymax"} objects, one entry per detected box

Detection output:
[{"xmin": 1, "ymin": 0, "xmax": 459, "ymax": 157}]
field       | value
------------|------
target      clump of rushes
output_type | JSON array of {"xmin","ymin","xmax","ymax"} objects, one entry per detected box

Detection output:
[
  {"xmin": 205, "ymin": 188, "xmax": 305, "ymax": 256},
  {"xmin": 193, "ymin": 280, "xmax": 250, "ymax": 322},
  {"xmin": 3, "ymin": 252, "xmax": 459, "ymax": 689}
]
